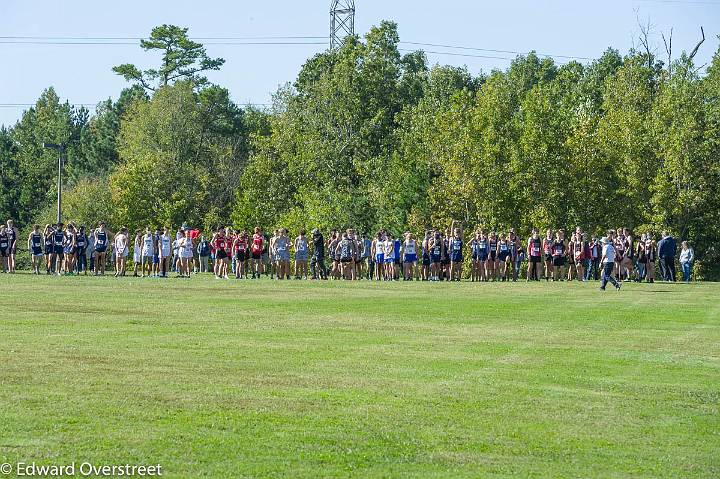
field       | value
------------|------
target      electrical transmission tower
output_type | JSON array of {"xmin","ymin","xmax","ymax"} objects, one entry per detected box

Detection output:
[{"xmin": 330, "ymin": 0, "xmax": 355, "ymax": 49}]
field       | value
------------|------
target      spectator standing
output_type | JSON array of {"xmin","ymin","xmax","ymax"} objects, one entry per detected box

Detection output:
[
  {"xmin": 679, "ymin": 241, "xmax": 694, "ymax": 283},
  {"xmin": 658, "ymin": 231, "xmax": 677, "ymax": 281},
  {"xmin": 197, "ymin": 234, "xmax": 210, "ymax": 273}
]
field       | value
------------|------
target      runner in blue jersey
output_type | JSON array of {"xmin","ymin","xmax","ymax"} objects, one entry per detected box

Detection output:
[{"xmin": 449, "ymin": 220, "xmax": 464, "ymax": 281}]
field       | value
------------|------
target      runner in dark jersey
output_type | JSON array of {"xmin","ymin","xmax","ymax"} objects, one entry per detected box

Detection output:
[
  {"xmin": 542, "ymin": 229, "xmax": 554, "ymax": 281},
  {"xmin": 94, "ymin": 223, "xmax": 110, "ymax": 276},
  {"xmin": 527, "ymin": 229, "xmax": 542, "ymax": 281},
  {"xmin": 0, "ymin": 226, "xmax": 9, "ymax": 273},
  {"xmin": 488, "ymin": 231, "xmax": 498, "ymax": 281},
  {"xmin": 76, "ymin": 226, "xmax": 88, "ymax": 275},
  {"xmin": 310, "ymin": 229, "xmax": 326, "ymax": 280},
  {"xmin": 27, "ymin": 224, "xmax": 44, "ymax": 275},
  {"xmin": 469, "ymin": 231, "xmax": 480, "ymax": 282},
  {"xmin": 5, "ymin": 220, "xmax": 19, "ymax": 273},
  {"xmin": 551, "ymin": 230, "xmax": 566, "ymax": 281},
  {"xmin": 448, "ymin": 220, "xmax": 464, "ymax": 281},
  {"xmin": 51, "ymin": 223, "xmax": 66, "ymax": 276}
]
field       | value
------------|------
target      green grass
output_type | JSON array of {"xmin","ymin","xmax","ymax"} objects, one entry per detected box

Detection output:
[{"xmin": 0, "ymin": 274, "xmax": 718, "ymax": 478}]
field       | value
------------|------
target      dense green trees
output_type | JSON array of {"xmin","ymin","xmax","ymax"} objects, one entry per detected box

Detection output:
[
  {"xmin": 111, "ymin": 81, "xmax": 249, "ymax": 229},
  {"xmin": 2, "ymin": 23, "xmax": 719, "ymax": 277}
]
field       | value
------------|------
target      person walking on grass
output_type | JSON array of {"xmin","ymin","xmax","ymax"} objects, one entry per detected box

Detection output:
[
  {"xmin": 679, "ymin": 241, "xmax": 694, "ymax": 283},
  {"xmin": 599, "ymin": 237, "xmax": 621, "ymax": 291}
]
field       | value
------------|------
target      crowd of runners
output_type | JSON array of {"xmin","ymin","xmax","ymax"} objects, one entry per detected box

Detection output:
[{"xmin": 0, "ymin": 219, "xmax": 697, "ymax": 287}]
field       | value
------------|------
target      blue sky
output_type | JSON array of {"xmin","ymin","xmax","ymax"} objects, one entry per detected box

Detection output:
[{"xmin": 1, "ymin": 0, "xmax": 718, "ymax": 126}]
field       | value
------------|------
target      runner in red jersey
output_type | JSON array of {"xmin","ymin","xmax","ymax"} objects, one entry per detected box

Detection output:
[{"xmin": 251, "ymin": 227, "xmax": 264, "ymax": 279}]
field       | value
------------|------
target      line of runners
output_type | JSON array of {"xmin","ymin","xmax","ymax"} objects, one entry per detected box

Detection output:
[{"xmin": 4, "ymin": 220, "xmax": 688, "ymax": 284}]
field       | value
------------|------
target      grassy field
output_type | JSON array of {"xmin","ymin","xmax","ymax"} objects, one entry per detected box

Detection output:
[{"xmin": 0, "ymin": 274, "xmax": 718, "ymax": 478}]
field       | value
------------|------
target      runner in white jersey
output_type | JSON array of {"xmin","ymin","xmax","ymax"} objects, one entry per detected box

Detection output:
[
  {"xmin": 158, "ymin": 227, "xmax": 172, "ymax": 278},
  {"xmin": 372, "ymin": 232, "xmax": 385, "ymax": 281},
  {"xmin": 114, "ymin": 228, "xmax": 129, "ymax": 277},
  {"xmin": 181, "ymin": 229, "xmax": 194, "ymax": 277},
  {"xmin": 141, "ymin": 228, "xmax": 155, "ymax": 277},
  {"xmin": 401, "ymin": 233, "xmax": 417, "ymax": 281},
  {"xmin": 132, "ymin": 229, "xmax": 142, "ymax": 277},
  {"xmin": 383, "ymin": 234, "xmax": 395, "ymax": 281}
]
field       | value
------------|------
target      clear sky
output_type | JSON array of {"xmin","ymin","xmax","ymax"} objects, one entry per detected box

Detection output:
[{"xmin": 1, "ymin": 0, "xmax": 718, "ymax": 126}]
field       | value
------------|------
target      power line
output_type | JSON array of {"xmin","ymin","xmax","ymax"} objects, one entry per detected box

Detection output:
[
  {"xmin": 0, "ymin": 36, "xmax": 596, "ymax": 62},
  {"xmin": 0, "ymin": 40, "xmax": 326, "ymax": 45},
  {"xmin": 0, "ymin": 35, "xmax": 326, "ymax": 40},
  {"xmin": 401, "ymin": 41, "xmax": 592, "ymax": 61},
  {"xmin": 634, "ymin": 0, "xmax": 720, "ymax": 5},
  {"xmin": 0, "ymin": 102, "xmax": 273, "ymax": 108},
  {"xmin": 399, "ymin": 48, "xmax": 513, "ymax": 61}
]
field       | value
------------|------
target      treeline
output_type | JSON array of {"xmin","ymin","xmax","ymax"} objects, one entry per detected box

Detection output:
[{"xmin": 1, "ymin": 22, "xmax": 719, "ymax": 277}]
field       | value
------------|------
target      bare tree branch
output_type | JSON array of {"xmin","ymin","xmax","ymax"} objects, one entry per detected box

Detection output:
[
  {"xmin": 688, "ymin": 26, "xmax": 705, "ymax": 60},
  {"xmin": 662, "ymin": 27, "xmax": 673, "ymax": 74},
  {"xmin": 636, "ymin": 13, "xmax": 655, "ymax": 70}
]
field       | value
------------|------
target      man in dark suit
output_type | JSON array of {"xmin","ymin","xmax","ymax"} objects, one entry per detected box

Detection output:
[{"xmin": 658, "ymin": 231, "xmax": 677, "ymax": 281}]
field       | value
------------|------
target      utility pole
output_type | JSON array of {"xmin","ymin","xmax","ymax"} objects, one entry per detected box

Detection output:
[
  {"xmin": 330, "ymin": 0, "xmax": 355, "ymax": 49},
  {"xmin": 42, "ymin": 142, "xmax": 65, "ymax": 224}
]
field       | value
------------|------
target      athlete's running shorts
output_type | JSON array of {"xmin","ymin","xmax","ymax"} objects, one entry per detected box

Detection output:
[
  {"xmin": 552, "ymin": 256, "xmax": 565, "ymax": 267},
  {"xmin": 403, "ymin": 253, "xmax": 417, "ymax": 263},
  {"xmin": 530, "ymin": 255, "xmax": 541, "ymax": 263}
]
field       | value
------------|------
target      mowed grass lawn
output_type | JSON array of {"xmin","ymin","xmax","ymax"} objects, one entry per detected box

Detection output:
[{"xmin": 0, "ymin": 274, "xmax": 718, "ymax": 478}]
